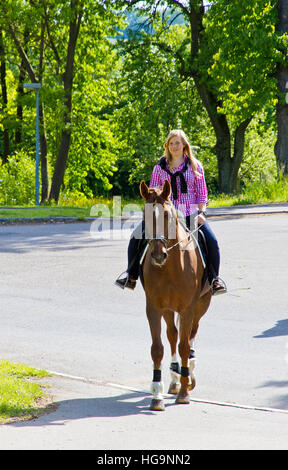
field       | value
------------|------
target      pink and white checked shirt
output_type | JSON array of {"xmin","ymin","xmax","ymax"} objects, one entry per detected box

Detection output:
[{"xmin": 149, "ymin": 155, "xmax": 208, "ymax": 216}]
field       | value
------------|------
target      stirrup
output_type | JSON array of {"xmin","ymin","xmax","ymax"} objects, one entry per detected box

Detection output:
[
  {"xmin": 114, "ymin": 271, "xmax": 129, "ymax": 289},
  {"xmin": 114, "ymin": 271, "xmax": 136, "ymax": 290},
  {"xmin": 211, "ymin": 277, "xmax": 227, "ymax": 295}
]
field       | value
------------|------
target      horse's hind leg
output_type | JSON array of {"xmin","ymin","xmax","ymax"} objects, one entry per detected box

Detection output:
[
  {"xmin": 163, "ymin": 310, "xmax": 180, "ymax": 395},
  {"xmin": 189, "ymin": 292, "xmax": 212, "ymax": 391},
  {"xmin": 176, "ymin": 312, "xmax": 193, "ymax": 404},
  {"xmin": 187, "ymin": 314, "xmax": 199, "ymax": 391},
  {"xmin": 188, "ymin": 336, "xmax": 196, "ymax": 391},
  {"xmin": 146, "ymin": 301, "xmax": 165, "ymax": 411}
]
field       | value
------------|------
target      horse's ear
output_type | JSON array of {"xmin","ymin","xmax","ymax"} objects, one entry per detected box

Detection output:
[
  {"xmin": 161, "ymin": 179, "xmax": 171, "ymax": 200},
  {"xmin": 140, "ymin": 180, "xmax": 149, "ymax": 200}
]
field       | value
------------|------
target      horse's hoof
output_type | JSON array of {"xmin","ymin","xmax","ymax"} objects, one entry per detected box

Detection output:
[
  {"xmin": 168, "ymin": 383, "xmax": 181, "ymax": 395},
  {"xmin": 175, "ymin": 394, "xmax": 190, "ymax": 405},
  {"xmin": 150, "ymin": 398, "xmax": 165, "ymax": 411}
]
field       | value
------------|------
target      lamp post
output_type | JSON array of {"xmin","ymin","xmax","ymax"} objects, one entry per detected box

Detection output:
[{"xmin": 24, "ymin": 82, "xmax": 41, "ymax": 206}]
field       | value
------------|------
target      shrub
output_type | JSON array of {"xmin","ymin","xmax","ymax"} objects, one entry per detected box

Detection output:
[{"xmin": 0, "ymin": 151, "xmax": 35, "ymax": 205}]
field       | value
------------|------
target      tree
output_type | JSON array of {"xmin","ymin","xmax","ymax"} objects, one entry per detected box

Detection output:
[
  {"xmin": 275, "ymin": 0, "xmax": 288, "ymax": 175},
  {"xmin": 63, "ymin": 8, "xmax": 122, "ymax": 198},
  {"xmin": 0, "ymin": 28, "xmax": 9, "ymax": 163},
  {"xmin": 47, "ymin": 0, "xmax": 83, "ymax": 201},
  {"xmin": 112, "ymin": 22, "xmax": 216, "ymax": 196},
  {"xmin": 116, "ymin": 0, "xmax": 282, "ymax": 193},
  {"xmin": 0, "ymin": 0, "xmax": 121, "ymax": 203},
  {"xmin": 1, "ymin": 1, "xmax": 50, "ymax": 201}
]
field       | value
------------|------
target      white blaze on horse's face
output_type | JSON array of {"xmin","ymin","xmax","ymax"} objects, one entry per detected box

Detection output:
[
  {"xmin": 144, "ymin": 202, "xmax": 176, "ymax": 241},
  {"xmin": 144, "ymin": 201, "xmax": 177, "ymax": 267},
  {"xmin": 154, "ymin": 205, "xmax": 159, "ymax": 222}
]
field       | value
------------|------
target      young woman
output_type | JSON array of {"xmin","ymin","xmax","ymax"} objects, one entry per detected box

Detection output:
[{"xmin": 115, "ymin": 129, "xmax": 226, "ymax": 295}]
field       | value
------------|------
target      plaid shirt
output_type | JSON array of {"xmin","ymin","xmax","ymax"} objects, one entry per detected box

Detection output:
[{"xmin": 149, "ymin": 155, "xmax": 208, "ymax": 216}]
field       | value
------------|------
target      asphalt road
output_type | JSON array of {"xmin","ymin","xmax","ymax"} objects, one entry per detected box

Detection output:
[{"xmin": 0, "ymin": 213, "xmax": 288, "ymax": 450}]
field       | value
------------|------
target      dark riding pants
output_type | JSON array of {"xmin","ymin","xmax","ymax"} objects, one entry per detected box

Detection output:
[
  {"xmin": 185, "ymin": 216, "xmax": 220, "ymax": 282},
  {"xmin": 127, "ymin": 218, "xmax": 220, "ymax": 282}
]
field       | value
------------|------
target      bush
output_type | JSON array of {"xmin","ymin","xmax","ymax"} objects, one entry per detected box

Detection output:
[{"xmin": 0, "ymin": 152, "xmax": 36, "ymax": 205}]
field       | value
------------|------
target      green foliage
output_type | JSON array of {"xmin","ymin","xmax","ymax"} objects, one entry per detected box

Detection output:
[
  {"xmin": 210, "ymin": 176, "xmax": 288, "ymax": 206},
  {"xmin": 0, "ymin": 0, "xmax": 286, "ymax": 202},
  {"xmin": 64, "ymin": 15, "xmax": 121, "ymax": 197},
  {"xmin": 0, "ymin": 151, "xmax": 36, "ymax": 205},
  {"xmin": 240, "ymin": 110, "xmax": 277, "ymax": 185},
  {"xmin": 201, "ymin": 0, "xmax": 283, "ymax": 122},
  {"xmin": 0, "ymin": 0, "xmax": 124, "ymax": 201},
  {"xmin": 111, "ymin": 22, "xmax": 216, "ymax": 197}
]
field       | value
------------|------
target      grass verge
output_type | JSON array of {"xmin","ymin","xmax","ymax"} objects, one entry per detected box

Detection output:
[
  {"xmin": 0, "ymin": 206, "xmax": 89, "ymax": 220},
  {"xmin": 0, "ymin": 359, "xmax": 53, "ymax": 424},
  {"xmin": 0, "ymin": 179, "xmax": 287, "ymax": 220}
]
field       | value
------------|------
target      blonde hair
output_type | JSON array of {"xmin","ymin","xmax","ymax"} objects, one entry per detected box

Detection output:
[{"xmin": 164, "ymin": 129, "xmax": 200, "ymax": 177}]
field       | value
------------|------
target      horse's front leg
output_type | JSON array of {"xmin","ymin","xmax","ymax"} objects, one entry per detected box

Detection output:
[
  {"xmin": 176, "ymin": 313, "xmax": 193, "ymax": 404},
  {"xmin": 146, "ymin": 301, "xmax": 165, "ymax": 411}
]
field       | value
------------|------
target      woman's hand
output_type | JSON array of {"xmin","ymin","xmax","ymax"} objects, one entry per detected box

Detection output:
[
  {"xmin": 197, "ymin": 206, "xmax": 207, "ymax": 226},
  {"xmin": 198, "ymin": 213, "xmax": 206, "ymax": 226}
]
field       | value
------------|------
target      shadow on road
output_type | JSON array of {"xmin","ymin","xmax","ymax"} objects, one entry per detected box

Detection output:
[
  {"xmin": 7, "ymin": 391, "xmax": 174, "ymax": 428},
  {"xmin": 254, "ymin": 319, "xmax": 288, "ymax": 338},
  {"xmin": 257, "ymin": 381, "xmax": 288, "ymax": 410}
]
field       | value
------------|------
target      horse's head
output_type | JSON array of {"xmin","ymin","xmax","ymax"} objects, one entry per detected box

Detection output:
[{"xmin": 140, "ymin": 180, "xmax": 177, "ymax": 267}]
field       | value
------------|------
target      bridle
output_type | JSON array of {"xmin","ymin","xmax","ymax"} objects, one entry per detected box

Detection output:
[
  {"xmin": 145, "ymin": 200, "xmax": 201, "ymax": 253},
  {"xmin": 148, "ymin": 227, "xmax": 201, "ymax": 253}
]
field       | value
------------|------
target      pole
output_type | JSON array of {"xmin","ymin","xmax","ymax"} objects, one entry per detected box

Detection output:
[
  {"xmin": 23, "ymin": 83, "xmax": 41, "ymax": 206},
  {"xmin": 35, "ymin": 88, "xmax": 40, "ymax": 206}
]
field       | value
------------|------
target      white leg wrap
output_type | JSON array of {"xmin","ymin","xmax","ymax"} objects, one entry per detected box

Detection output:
[
  {"xmin": 189, "ymin": 357, "xmax": 196, "ymax": 385},
  {"xmin": 151, "ymin": 381, "xmax": 164, "ymax": 400}
]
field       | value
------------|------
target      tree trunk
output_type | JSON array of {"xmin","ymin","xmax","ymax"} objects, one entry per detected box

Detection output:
[
  {"xmin": 15, "ymin": 29, "xmax": 29, "ymax": 146},
  {"xmin": 39, "ymin": 103, "xmax": 49, "ymax": 202},
  {"xmin": 39, "ymin": 20, "xmax": 49, "ymax": 203},
  {"xmin": 217, "ymin": 119, "xmax": 251, "ymax": 193},
  {"xmin": 49, "ymin": 1, "xmax": 82, "ymax": 202},
  {"xmin": 275, "ymin": 0, "xmax": 288, "ymax": 174},
  {"xmin": 15, "ymin": 62, "xmax": 25, "ymax": 146},
  {"xmin": 0, "ymin": 28, "xmax": 9, "ymax": 162}
]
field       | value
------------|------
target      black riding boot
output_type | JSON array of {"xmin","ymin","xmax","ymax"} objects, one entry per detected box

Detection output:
[{"xmin": 115, "ymin": 221, "xmax": 145, "ymax": 290}]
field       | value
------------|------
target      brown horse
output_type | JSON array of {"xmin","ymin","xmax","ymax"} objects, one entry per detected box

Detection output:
[{"xmin": 139, "ymin": 179, "xmax": 212, "ymax": 411}]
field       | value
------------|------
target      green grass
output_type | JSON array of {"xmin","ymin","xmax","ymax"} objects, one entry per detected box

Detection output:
[
  {"xmin": 209, "ymin": 179, "xmax": 288, "ymax": 207},
  {"xmin": 0, "ymin": 206, "xmax": 90, "ymax": 220},
  {"xmin": 0, "ymin": 196, "xmax": 143, "ymax": 219},
  {"xmin": 0, "ymin": 179, "xmax": 287, "ymax": 219},
  {"xmin": 0, "ymin": 359, "xmax": 51, "ymax": 424}
]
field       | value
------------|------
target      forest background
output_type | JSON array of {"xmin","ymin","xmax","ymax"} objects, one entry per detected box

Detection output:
[{"xmin": 0, "ymin": 0, "xmax": 288, "ymax": 210}]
